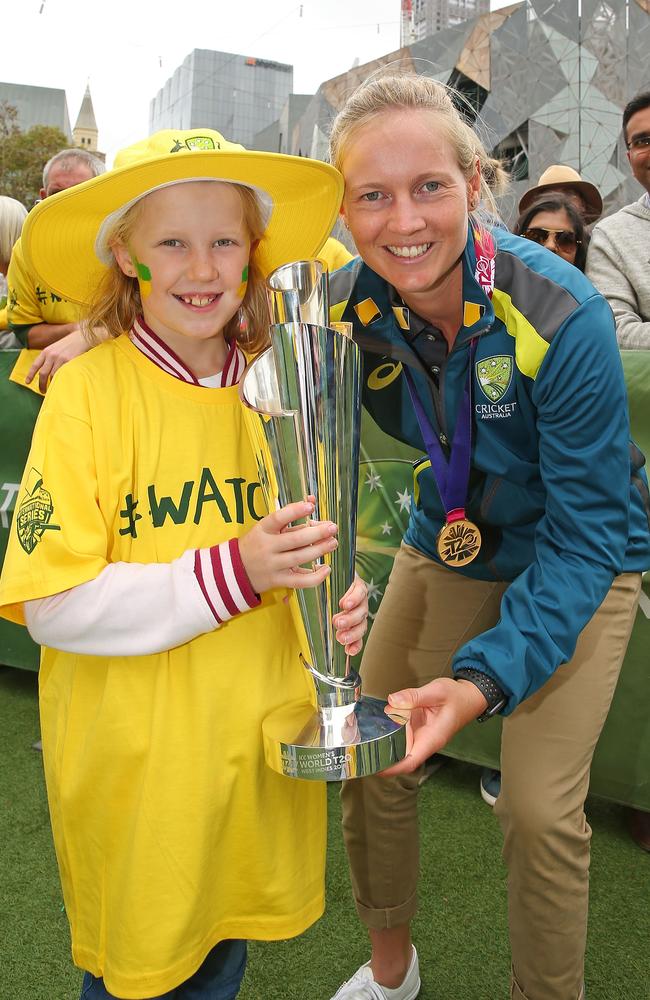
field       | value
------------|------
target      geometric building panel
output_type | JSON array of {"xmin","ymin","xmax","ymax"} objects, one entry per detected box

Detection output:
[
  {"xmin": 628, "ymin": 0, "xmax": 650, "ymax": 94},
  {"xmin": 487, "ymin": 2, "xmax": 529, "ymax": 54},
  {"xmin": 587, "ymin": 162, "xmax": 628, "ymax": 199},
  {"xmin": 582, "ymin": 0, "xmax": 628, "ymax": 105},
  {"xmin": 538, "ymin": 26, "xmax": 599, "ymax": 90},
  {"xmin": 539, "ymin": 23, "xmax": 586, "ymax": 77},
  {"xmin": 410, "ymin": 24, "xmax": 470, "ymax": 71},
  {"xmin": 531, "ymin": 0, "xmax": 581, "ymax": 42},
  {"xmin": 532, "ymin": 82, "xmax": 621, "ymax": 173},
  {"xmin": 456, "ymin": 6, "xmax": 524, "ymax": 89},
  {"xmin": 529, "ymin": 120, "xmax": 571, "ymax": 172}
]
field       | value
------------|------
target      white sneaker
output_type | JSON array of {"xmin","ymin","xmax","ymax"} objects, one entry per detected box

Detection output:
[{"xmin": 330, "ymin": 946, "xmax": 420, "ymax": 999}]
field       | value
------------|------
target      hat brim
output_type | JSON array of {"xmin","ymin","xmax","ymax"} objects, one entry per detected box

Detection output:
[
  {"xmin": 21, "ymin": 150, "xmax": 344, "ymax": 305},
  {"xmin": 518, "ymin": 179, "xmax": 603, "ymax": 224}
]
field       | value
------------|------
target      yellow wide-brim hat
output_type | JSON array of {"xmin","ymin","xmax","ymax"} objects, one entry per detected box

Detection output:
[{"xmin": 21, "ymin": 129, "xmax": 344, "ymax": 305}]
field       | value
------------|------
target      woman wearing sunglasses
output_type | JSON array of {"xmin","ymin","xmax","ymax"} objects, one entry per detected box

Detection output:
[{"xmin": 515, "ymin": 194, "xmax": 590, "ymax": 271}]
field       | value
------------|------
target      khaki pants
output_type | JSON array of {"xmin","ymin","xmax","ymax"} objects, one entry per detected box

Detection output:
[{"xmin": 341, "ymin": 544, "xmax": 641, "ymax": 1000}]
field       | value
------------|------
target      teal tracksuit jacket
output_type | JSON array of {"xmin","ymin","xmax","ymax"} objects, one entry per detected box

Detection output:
[{"xmin": 330, "ymin": 227, "xmax": 650, "ymax": 712}]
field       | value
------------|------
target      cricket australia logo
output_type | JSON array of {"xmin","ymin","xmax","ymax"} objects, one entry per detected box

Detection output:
[
  {"xmin": 16, "ymin": 469, "xmax": 61, "ymax": 554},
  {"xmin": 476, "ymin": 356, "xmax": 513, "ymax": 402}
]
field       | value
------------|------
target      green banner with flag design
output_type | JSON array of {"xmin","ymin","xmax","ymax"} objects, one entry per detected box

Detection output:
[{"xmin": 354, "ymin": 352, "xmax": 650, "ymax": 809}]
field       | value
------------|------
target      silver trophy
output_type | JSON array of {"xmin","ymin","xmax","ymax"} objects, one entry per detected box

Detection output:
[{"xmin": 239, "ymin": 260, "xmax": 407, "ymax": 781}]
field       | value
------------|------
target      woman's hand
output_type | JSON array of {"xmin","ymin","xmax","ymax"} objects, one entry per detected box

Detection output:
[
  {"xmin": 239, "ymin": 500, "xmax": 338, "ymax": 595},
  {"xmin": 26, "ymin": 327, "xmax": 89, "ymax": 392},
  {"xmin": 26, "ymin": 325, "xmax": 107, "ymax": 392},
  {"xmin": 381, "ymin": 677, "xmax": 488, "ymax": 775},
  {"xmin": 332, "ymin": 575, "xmax": 369, "ymax": 656}
]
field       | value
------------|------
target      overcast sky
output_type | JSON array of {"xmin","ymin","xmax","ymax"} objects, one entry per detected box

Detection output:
[{"xmin": 4, "ymin": 0, "xmax": 506, "ymax": 164}]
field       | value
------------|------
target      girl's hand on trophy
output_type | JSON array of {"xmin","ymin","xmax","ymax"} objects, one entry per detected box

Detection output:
[
  {"xmin": 332, "ymin": 575, "xmax": 369, "ymax": 655},
  {"xmin": 239, "ymin": 500, "xmax": 338, "ymax": 594}
]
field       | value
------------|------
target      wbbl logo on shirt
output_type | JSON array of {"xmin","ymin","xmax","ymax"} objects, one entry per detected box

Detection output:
[{"xmin": 16, "ymin": 469, "xmax": 61, "ymax": 555}]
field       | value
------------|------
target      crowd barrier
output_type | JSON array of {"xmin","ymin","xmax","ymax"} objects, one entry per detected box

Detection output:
[
  {"xmin": 1, "ymin": 350, "xmax": 648, "ymax": 808},
  {"xmin": 0, "ymin": 352, "xmax": 44, "ymax": 671}
]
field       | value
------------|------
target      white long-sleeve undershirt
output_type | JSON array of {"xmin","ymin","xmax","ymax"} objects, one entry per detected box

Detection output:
[
  {"xmin": 24, "ymin": 541, "xmax": 260, "ymax": 657},
  {"xmin": 23, "ymin": 326, "xmax": 260, "ymax": 657}
]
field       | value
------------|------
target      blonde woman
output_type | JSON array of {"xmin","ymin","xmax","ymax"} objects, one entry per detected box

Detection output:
[{"xmin": 327, "ymin": 75, "xmax": 649, "ymax": 1000}]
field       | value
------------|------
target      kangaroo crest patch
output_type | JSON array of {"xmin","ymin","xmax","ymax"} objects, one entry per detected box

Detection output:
[{"xmin": 16, "ymin": 469, "xmax": 61, "ymax": 554}]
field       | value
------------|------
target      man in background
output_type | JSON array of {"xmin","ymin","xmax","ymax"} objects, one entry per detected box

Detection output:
[
  {"xmin": 7, "ymin": 148, "xmax": 105, "ymax": 389},
  {"xmin": 587, "ymin": 92, "xmax": 650, "ymax": 350}
]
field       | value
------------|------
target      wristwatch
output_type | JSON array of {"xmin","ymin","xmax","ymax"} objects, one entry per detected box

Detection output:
[{"xmin": 455, "ymin": 667, "xmax": 507, "ymax": 722}]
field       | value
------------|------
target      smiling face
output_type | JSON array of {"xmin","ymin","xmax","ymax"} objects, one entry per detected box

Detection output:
[
  {"xmin": 113, "ymin": 181, "xmax": 252, "ymax": 358},
  {"xmin": 340, "ymin": 108, "xmax": 479, "ymax": 319},
  {"xmin": 625, "ymin": 104, "xmax": 650, "ymax": 195}
]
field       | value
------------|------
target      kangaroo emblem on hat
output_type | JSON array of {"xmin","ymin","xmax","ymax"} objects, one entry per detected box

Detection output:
[{"xmin": 170, "ymin": 136, "xmax": 219, "ymax": 153}]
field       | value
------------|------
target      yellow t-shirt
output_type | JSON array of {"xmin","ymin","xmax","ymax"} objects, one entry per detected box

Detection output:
[
  {"xmin": 0, "ymin": 336, "xmax": 325, "ymax": 998},
  {"xmin": 7, "ymin": 236, "xmax": 81, "ymax": 340}
]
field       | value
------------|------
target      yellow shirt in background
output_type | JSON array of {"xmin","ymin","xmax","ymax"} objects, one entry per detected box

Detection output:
[
  {"xmin": 319, "ymin": 236, "xmax": 354, "ymax": 272},
  {"xmin": 7, "ymin": 236, "xmax": 81, "ymax": 340}
]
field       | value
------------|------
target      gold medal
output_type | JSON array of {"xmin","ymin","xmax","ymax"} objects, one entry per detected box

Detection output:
[{"xmin": 436, "ymin": 517, "xmax": 481, "ymax": 566}]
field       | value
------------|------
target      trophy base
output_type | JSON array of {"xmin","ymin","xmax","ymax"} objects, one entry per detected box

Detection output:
[{"xmin": 263, "ymin": 695, "xmax": 408, "ymax": 781}]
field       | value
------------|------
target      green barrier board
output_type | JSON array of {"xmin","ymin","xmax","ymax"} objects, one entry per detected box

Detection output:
[
  {"xmin": 0, "ymin": 352, "xmax": 42, "ymax": 671},
  {"xmin": 353, "ymin": 352, "xmax": 650, "ymax": 809},
  {"xmin": 1, "ymin": 351, "xmax": 648, "ymax": 806}
]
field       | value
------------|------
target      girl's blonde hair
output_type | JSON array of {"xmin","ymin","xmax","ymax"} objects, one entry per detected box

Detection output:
[
  {"xmin": 84, "ymin": 183, "xmax": 270, "ymax": 354},
  {"xmin": 329, "ymin": 74, "xmax": 509, "ymax": 224},
  {"xmin": 0, "ymin": 196, "xmax": 28, "ymax": 271}
]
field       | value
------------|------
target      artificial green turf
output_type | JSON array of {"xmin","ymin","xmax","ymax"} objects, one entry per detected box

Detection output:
[{"xmin": 1, "ymin": 664, "xmax": 648, "ymax": 1000}]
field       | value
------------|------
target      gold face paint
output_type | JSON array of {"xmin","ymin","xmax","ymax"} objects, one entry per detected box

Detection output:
[
  {"xmin": 133, "ymin": 255, "xmax": 152, "ymax": 299},
  {"xmin": 236, "ymin": 263, "xmax": 249, "ymax": 299}
]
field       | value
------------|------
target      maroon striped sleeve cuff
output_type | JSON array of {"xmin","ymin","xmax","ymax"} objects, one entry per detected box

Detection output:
[{"xmin": 194, "ymin": 538, "xmax": 260, "ymax": 625}]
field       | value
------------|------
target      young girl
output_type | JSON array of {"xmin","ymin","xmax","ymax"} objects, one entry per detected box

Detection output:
[{"xmin": 0, "ymin": 129, "xmax": 368, "ymax": 1000}]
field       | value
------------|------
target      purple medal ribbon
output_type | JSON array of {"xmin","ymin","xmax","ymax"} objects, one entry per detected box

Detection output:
[
  {"xmin": 403, "ymin": 341, "xmax": 476, "ymax": 523},
  {"xmin": 400, "ymin": 226, "xmax": 495, "ymax": 528}
]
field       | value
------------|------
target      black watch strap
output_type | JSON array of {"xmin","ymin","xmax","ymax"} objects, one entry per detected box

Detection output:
[{"xmin": 455, "ymin": 667, "xmax": 507, "ymax": 722}]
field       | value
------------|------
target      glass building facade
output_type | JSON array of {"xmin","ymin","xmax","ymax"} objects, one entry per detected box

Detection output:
[
  {"xmin": 406, "ymin": 0, "xmax": 490, "ymax": 39},
  {"xmin": 149, "ymin": 49, "xmax": 293, "ymax": 147},
  {"xmin": 0, "ymin": 81, "xmax": 71, "ymax": 138}
]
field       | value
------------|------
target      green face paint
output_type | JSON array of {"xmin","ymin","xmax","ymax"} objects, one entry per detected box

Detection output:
[
  {"xmin": 132, "ymin": 253, "xmax": 152, "ymax": 299},
  {"xmin": 237, "ymin": 263, "xmax": 250, "ymax": 300},
  {"xmin": 135, "ymin": 260, "xmax": 152, "ymax": 282}
]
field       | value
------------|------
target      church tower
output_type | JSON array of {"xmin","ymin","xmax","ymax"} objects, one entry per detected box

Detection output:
[{"xmin": 73, "ymin": 84, "xmax": 100, "ymax": 154}]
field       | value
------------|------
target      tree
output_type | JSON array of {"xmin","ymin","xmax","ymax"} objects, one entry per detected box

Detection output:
[
  {"xmin": 0, "ymin": 104, "xmax": 70, "ymax": 208},
  {"xmin": 0, "ymin": 101, "xmax": 19, "ymax": 139}
]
